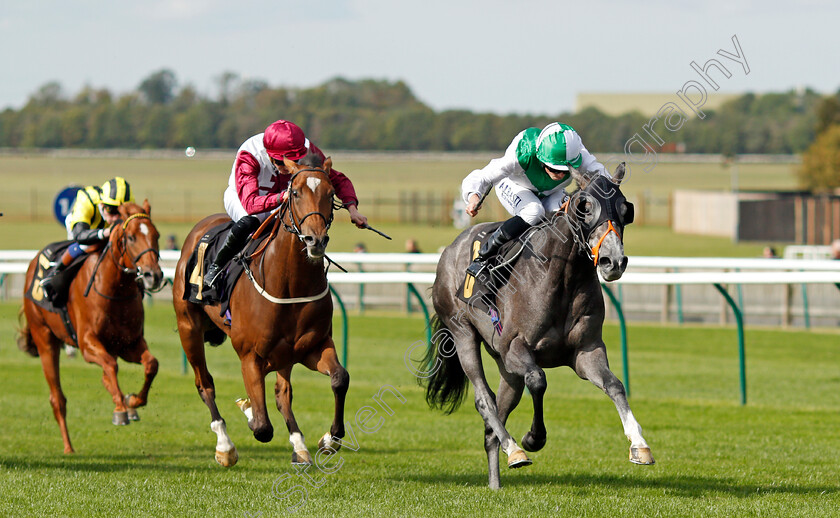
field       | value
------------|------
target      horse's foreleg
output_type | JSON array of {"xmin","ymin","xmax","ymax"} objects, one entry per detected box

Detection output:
[
  {"xmin": 241, "ymin": 354, "xmax": 273, "ymax": 444},
  {"xmin": 119, "ymin": 339, "xmax": 159, "ymax": 421},
  {"xmin": 179, "ymin": 319, "xmax": 237, "ymax": 467},
  {"xmin": 574, "ymin": 344, "xmax": 654, "ymax": 465},
  {"xmin": 81, "ymin": 340, "xmax": 129, "ymax": 426},
  {"xmin": 504, "ymin": 338, "xmax": 547, "ymax": 452},
  {"xmin": 272, "ymin": 368, "xmax": 311, "ymax": 465},
  {"xmin": 304, "ymin": 341, "xmax": 349, "ymax": 456}
]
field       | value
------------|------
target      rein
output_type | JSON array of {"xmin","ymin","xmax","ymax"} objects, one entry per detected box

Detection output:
[
  {"xmin": 85, "ymin": 212, "xmax": 163, "ymax": 300},
  {"xmin": 240, "ymin": 166, "xmax": 335, "ymax": 305}
]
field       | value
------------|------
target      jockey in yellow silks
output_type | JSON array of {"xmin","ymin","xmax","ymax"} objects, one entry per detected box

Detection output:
[{"xmin": 39, "ymin": 177, "xmax": 133, "ymax": 301}]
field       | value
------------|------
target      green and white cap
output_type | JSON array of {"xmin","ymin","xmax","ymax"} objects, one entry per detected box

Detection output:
[{"xmin": 536, "ymin": 122, "xmax": 583, "ymax": 171}]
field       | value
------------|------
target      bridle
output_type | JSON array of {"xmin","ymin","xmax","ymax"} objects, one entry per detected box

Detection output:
[
  {"xmin": 278, "ymin": 168, "xmax": 337, "ymax": 239},
  {"xmin": 109, "ymin": 213, "xmax": 163, "ymax": 291},
  {"xmin": 563, "ymin": 178, "xmax": 633, "ymax": 266}
]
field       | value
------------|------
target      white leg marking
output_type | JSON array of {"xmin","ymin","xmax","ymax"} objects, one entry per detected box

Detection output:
[
  {"xmin": 289, "ymin": 432, "xmax": 307, "ymax": 452},
  {"xmin": 622, "ymin": 410, "xmax": 649, "ymax": 448},
  {"xmin": 210, "ymin": 419, "xmax": 235, "ymax": 452},
  {"xmin": 306, "ymin": 177, "xmax": 321, "ymax": 193},
  {"xmin": 502, "ymin": 438, "xmax": 519, "ymax": 456},
  {"xmin": 139, "ymin": 223, "xmax": 149, "ymax": 236},
  {"xmin": 320, "ymin": 432, "xmax": 334, "ymax": 450},
  {"xmin": 235, "ymin": 397, "xmax": 253, "ymax": 423}
]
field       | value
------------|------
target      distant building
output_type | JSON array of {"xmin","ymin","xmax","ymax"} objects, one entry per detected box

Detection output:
[{"xmin": 575, "ymin": 92, "xmax": 741, "ymax": 117}]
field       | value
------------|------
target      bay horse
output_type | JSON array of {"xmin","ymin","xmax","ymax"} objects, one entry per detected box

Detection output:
[
  {"xmin": 421, "ymin": 164, "xmax": 654, "ymax": 489},
  {"xmin": 17, "ymin": 200, "xmax": 164, "ymax": 453},
  {"xmin": 172, "ymin": 157, "xmax": 348, "ymax": 467}
]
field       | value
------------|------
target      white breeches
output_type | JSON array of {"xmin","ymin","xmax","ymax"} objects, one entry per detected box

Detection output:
[{"xmin": 494, "ymin": 178, "xmax": 569, "ymax": 225}]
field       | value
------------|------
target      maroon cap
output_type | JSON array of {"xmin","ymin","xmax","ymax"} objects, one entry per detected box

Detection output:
[{"xmin": 263, "ymin": 120, "xmax": 307, "ymax": 161}]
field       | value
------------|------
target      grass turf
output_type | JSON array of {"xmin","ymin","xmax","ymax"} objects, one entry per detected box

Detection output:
[{"xmin": 0, "ymin": 301, "xmax": 838, "ymax": 517}]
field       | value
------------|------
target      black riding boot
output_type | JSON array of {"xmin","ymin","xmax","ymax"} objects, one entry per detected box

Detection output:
[
  {"xmin": 466, "ymin": 216, "xmax": 531, "ymax": 277},
  {"xmin": 204, "ymin": 215, "xmax": 260, "ymax": 290},
  {"xmin": 39, "ymin": 262, "xmax": 67, "ymax": 302}
]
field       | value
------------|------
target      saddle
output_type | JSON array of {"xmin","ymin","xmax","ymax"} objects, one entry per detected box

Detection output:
[
  {"xmin": 24, "ymin": 241, "xmax": 90, "ymax": 345},
  {"xmin": 183, "ymin": 221, "xmax": 272, "ymax": 320}
]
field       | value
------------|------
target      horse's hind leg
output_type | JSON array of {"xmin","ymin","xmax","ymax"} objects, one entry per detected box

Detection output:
[
  {"xmin": 118, "ymin": 338, "xmax": 159, "ymax": 421},
  {"xmin": 179, "ymin": 320, "xmax": 238, "ymax": 467},
  {"xmin": 303, "ymin": 340, "xmax": 349, "ymax": 457},
  {"xmin": 574, "ymin": 343, "xmax": 654, "ymax": 465},
  {"xmin": 453, "ymin": 330, "xmax": 531, "ymax": 486},
  {"xmin": 31, "ymin": 323, "xmax": 74, "ymax": 453},
  {"xmin": 485, "ymin": 365, "xmax": 525, "ymax": 489},
  {"xmin": 273, "ymin": 367, "xmax": 312, "ymax": 465}
]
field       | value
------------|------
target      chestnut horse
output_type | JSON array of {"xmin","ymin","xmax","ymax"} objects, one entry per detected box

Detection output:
[
  {"xmin": 172, "ymin": 158, "xmax": 348, "ymax": 467},
  {"xmin": 17, "ymin": 200, "xmax": 164, "ymax": 453}
]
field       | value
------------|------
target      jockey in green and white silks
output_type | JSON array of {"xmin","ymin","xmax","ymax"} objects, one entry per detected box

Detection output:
[{"xmin": 462, "ymin": 123, "xmax": 610, "ymax": 276}]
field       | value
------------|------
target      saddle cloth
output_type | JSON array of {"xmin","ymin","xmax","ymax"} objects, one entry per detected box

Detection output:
[
  {"xmin": 25, "ymin": 241, "xmax": 87, "ymax": 311},
  {"xmin": 24, "ymin": 241, "xmax": 90, "ymax": 346},
  {"xmin": 183, "ymin": 221, "xmax": 272, "ymax": 318}
]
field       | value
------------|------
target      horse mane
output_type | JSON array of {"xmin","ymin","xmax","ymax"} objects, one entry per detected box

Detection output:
[{"xmin": 298, "ymin": 151, "xmax": 325, "ymax": 168}]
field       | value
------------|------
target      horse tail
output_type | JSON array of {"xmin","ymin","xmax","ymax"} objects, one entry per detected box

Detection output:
[
  {"xmin": 420, "ymin": 314, "xmax": 468, "ymax": 414},
  {"xmin": 16, "ymin": 307, "xmax": 39, "ymax": 357},
  {"xmin": 204, "ymin": 327, "xmax": 227, "ymax": 347}
]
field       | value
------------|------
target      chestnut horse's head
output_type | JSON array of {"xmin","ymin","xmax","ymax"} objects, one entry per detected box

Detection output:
[
  {"xmin": 114, "ymin": 200, "xmax": 164, "ymax": 291},
  {"xmin": 282, "ymin": 157, "xmax": 336, "ymax": 260}
]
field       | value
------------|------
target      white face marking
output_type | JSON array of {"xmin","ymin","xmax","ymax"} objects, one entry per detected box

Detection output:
[
  {"xmin": 306, "ymin": 177, "xmax": 321, "ymax": 193},
  {"xmin": 139, "ymin": 223, "xmax": 149, "ymax": 236}
]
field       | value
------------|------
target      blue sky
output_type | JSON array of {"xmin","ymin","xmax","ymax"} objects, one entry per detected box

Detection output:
[{"xmin": 1, "ymin": 0, "xmax": 838, "ymax": 114}]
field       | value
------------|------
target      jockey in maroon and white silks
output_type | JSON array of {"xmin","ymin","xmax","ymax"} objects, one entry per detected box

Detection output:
[
  {"xmin": 223, "ymin": 128, "xmax": 360, "ymax": 222},
  {"xmin": 204, "ymin": 120, "xmax": 367, "ymax": 290}
]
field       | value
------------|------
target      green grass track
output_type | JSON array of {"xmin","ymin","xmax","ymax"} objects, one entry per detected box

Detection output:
[{"xmin": 0, "ymin": 302, "xmax": 838, "ymax": 517}]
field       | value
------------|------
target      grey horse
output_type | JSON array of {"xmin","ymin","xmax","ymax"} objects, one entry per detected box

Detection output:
[{"xmin": 420, "ymin": 163, "xmax": 654, "ymax": 489}]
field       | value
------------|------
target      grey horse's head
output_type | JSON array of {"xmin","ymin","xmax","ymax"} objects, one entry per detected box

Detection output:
[{"xmin": 567, "ymin": 163, "xmax": 634, "ymax": 282}]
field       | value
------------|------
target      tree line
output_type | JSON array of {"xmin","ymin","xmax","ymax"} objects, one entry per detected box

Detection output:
[{"xmin": 0, "ymin": 69, "xmax": 829, "ymax": 155}]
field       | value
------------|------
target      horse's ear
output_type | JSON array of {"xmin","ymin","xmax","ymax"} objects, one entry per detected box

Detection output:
[
  {"xmin": 323, "ymin": 156, "xmax": 332, "ymax": 174},
  {"xmin": 612, "ymin": 162, "xmax": 626, "ymax": 184},
  {"xmin": 569, "ymin": 165, "xmax": 591, "ymax": 190},
  {"xmin": 283, "ymin": 157, "xmax": 299, "ymax": 173},
  {"xmin": 143, "ymin": 198, "xmax": 151, "ymax": 216}
]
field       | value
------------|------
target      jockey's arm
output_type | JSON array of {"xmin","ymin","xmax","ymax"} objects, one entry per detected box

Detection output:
[
  {"xmin": 71, "ymin": 222, "xmax": 107, "ymax": 244},
  {"xmin": 580, "ymin": 144, "xmax": 610, "ymax": 177},
  {"xmin": 308, "ymin": 142, "xmax": 367, "ymax": 228},
  {"xmin": 235, "ymin": 151, "xmax": 283, "ymax": 214},
  {"xmin": 462, "ymin": 141, "xmax": 521, "ymax": 216}
]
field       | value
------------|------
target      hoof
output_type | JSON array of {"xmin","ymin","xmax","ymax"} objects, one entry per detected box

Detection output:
[
  {"xmin": 521, "ymin": 431, "xmax": 546, "ymax": 452},
  {"xmin": 629, "ymin": 446, "xmax": 655, "ymax": 465},
  {"xmin": 215, "ymin": 448, "xmax": 239, "ymax": 467},
  {"xmin": 292, "ymin": 449, "xmax": 313, "ymax": 465},
  {"xmin": 112, "ymin": 411, "xmax": 130, "ymax": 426},
  {"xmin": 317, "ymin": 433, "xmax": 341, "ymax": 453},
  {"xmin": 125, "ymin": 394, "xmax": 140, "ymax": 421},
  {"xmin": 507, "ymin": 449, "xmax": 532, "ymax": 469}
]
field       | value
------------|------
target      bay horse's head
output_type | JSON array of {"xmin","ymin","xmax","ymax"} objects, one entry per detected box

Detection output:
[
  {"xmin": 113, "ymin": 200, "xmax": 164, "ymax": 291},
  {"xmin": 281, "ymin": 156, "xmax": 335, "ymax": 260},
  {"xmin": 568, "ymin": 163, "xmax": 634, "ymax": 281}
]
